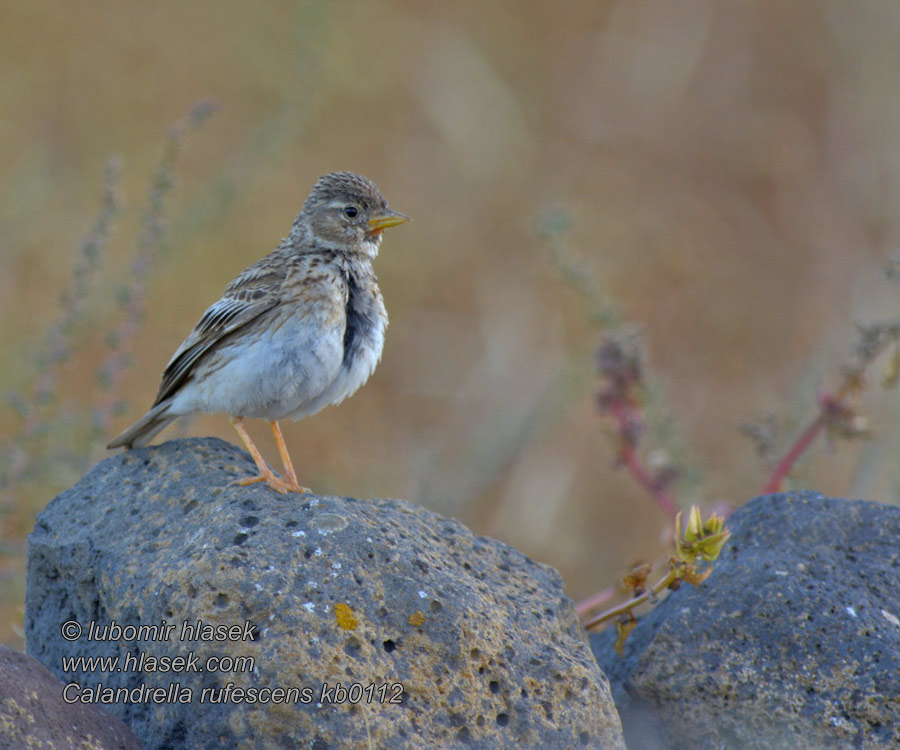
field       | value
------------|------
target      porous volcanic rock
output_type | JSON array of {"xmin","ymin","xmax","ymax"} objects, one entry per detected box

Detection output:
[
  {"xmin": 0, "ymin": 643, "xmax": 142, "ymax": 749},
  {"xmin": 591, "ymin": 491, "xmax": 900, "ymax": 749},
  {"xmin": 27, "ymin": 437, "xmax": 624, "ymax": 749}
]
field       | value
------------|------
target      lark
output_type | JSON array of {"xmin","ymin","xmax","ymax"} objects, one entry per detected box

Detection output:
[{"xmin": 108, "ymin": 171, "xmax": 409, "ymax": 493}]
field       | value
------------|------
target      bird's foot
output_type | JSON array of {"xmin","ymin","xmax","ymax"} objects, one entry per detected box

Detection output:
[
  {"xmin": 229, "ymin": 418, "xmax": 310, "ymax": 494},
  {"xmin": 233, "ymin": 472, "xmax": 311, "ymax": 495}
]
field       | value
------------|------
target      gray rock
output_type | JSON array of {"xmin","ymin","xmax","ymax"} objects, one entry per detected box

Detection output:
[
  {"xmin": 0, "ymin": 643, "xmax": 142, "ymax": 749},
  {"xmin": 591, "ymin": 491, "xmax": 900, "ymax": 749},
  {"xmin": 27, "ymin": 437, "xmax": 624, "ymax": 749}
]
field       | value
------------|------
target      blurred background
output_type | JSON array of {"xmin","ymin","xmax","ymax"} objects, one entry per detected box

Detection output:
[{"xmin": 3, "ymin": 0, "xmax": 900, "ymax": 648}]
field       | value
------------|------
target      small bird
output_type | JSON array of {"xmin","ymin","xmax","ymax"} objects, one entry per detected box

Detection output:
[{"xmin": 108, "ymin": 171, "xmax": 409, "ymax": 493}]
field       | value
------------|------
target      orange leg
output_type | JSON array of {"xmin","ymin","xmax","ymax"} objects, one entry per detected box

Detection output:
[
  {"xmin": 229, "ymin": 417, "xmax": 310, "ymax": 494},
  {"xmin": 269, "ymin": 421, "xmax": 301, "ymax": 486}
]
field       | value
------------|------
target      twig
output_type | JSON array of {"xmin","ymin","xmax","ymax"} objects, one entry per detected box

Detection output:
[
  {"xmin": 608, "ymin": 400, "xmax": 680, "ymax": 520},
  {"xmin": 760, "ymin": 320, "xmax": 900, "ymax": 493},
  {"xmin": 3, "ymin": 157, "xmax": 122, "ymax": 496},
  {"xmin": 583, "ymin": 568, "xmax": 676, "ymax": 631},
  {"xmin": 583, "ymin": 507, "xmax": 730, "ymax": 635},
  {"xmin": 93, "ymin": 100, "xmax": 217, "ymax": 436},
  {"xmin": 596, "ymin": 334, "xmax": 680, "ymax": 520},
  {"xmin": 573, "ymin": 586, "xmax": 617, "ymax": 617}
]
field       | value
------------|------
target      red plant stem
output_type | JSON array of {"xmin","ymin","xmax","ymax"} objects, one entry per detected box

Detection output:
[
  {"xmin": 761, "ymin": 412, "xmax": 828, "ymax": 494},
  {"xmin": 760, "ymin": 373, "xmax": 861, "ymax": 496},
  {"xmin": 574, "ymin": 586, "xmax": 617, "ymax": 617},
  {"xmin": 608, "ymin": 400, "xmax": 679, "ymax": 520},
  {"xmin": 620, "ymin": 442, "xmax": 679, "ymax": 519}
]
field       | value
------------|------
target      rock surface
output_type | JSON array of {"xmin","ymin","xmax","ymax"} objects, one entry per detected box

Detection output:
[
  {"xmin": 0, "ymin": 643, "xmax": 142, "ymax": 750},
  {"xmin": 591, "ymin": 491, "xmax": 900, "ymax": 749},
  {"xmin": 27, "ymin": 437, "xmax": 624, "ymax": 749}
]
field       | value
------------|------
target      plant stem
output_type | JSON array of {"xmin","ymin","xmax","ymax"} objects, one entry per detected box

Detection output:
[
  {"xmin": 761, "ymin": 413, "xmax": 827, "ymax": 494},
  {"xmin": 583, "ymin": 568, "xmax": 677, "ymax": 631},
  {"xmin": 608, "ymin": 400, "xmax": 679, "ymax": 520},
  {"xmin": 574, "ymin": 586, "xmax": 617, "ymax": 617}
]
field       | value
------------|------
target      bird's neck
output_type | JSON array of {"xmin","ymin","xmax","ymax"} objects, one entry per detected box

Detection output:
[{"xmin": 288, "ymin": 221, "xmax": 381, "ymax": 261}]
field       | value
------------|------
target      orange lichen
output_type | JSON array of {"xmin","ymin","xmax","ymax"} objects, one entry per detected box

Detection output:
[{"xmin": 334, "ymin": 603, "xmax": 358, "ymax": 631}]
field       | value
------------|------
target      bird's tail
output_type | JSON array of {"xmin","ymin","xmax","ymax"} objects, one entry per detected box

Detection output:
[{"xmin": 107, "ymin": 402, "xmax": 178, "ymax": 450}]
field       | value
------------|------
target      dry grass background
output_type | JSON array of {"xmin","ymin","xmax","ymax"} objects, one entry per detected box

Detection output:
[{"xmin": 3, "ymin": 0, "xmax": 900, "ymax": 649}]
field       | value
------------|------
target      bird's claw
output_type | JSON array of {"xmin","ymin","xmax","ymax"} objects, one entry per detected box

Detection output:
[{"xmin": 231, "ymin": 473, "xmax": 311, "ymax": 495}]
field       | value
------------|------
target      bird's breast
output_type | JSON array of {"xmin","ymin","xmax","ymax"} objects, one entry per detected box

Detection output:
[
  {"xmin": 343, "ymin": 270, "xmax": 386, "ymax": 366},
  {"xmin": 281, "ymin": 261, "xmax": 386, "ymax": 421}
]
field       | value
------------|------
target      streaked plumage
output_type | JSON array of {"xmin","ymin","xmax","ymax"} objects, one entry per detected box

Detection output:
[{"xmin": 108, "ymin": 171, "xmax": 408, "ymax": 493}]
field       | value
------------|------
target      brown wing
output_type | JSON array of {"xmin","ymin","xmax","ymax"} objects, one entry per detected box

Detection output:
[{"xmin": 151, "ymin": 261, "xmax": 285, "ymax": 406}]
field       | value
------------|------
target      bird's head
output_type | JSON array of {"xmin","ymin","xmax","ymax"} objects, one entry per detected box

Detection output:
[{"xmin": 298, "ymin": 171, "xmax": 409, "ymax": 258}]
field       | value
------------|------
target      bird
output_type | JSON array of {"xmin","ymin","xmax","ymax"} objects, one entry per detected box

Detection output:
[{"xmin": 108, "ymin": 171, "xmax": 409, "ymax": 494}]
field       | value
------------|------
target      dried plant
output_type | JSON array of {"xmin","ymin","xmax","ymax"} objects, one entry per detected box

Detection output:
[
  {"xmin": 582, "ymin": 507, "xmax": 731, "ymax": 654},
  {"xmin": 3, "ymin": 159, "xmax": 122, "ymax": 508},
  {"xmin": 1, "ymin": 103, "xmax": 216, "ymax": 647},
  {"xmin": 92, "ymin": 99, "xmax": 217, "ymax": 440},
  {"xmin": 547, "ymin": 222, "xmax": 900, "ymax": 649}
]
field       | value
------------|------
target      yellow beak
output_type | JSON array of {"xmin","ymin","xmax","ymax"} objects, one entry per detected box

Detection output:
[{"xmin": 366, "ymin": 209, "xmax": 411, "ymax": 236}]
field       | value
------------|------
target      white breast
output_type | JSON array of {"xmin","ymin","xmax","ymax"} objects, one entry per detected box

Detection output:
[
  {"xmin": 286, "ymin": 305, "xmax": 386, "ymax": 420},
  {"xmin": 168, "ymin": 314, "xmax": 346, "ymax": 421}
]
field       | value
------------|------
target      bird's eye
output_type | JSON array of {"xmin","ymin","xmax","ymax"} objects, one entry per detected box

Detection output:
[{"xmin": 343, "ymin": 205, "xmax": 358, "ymax": 218}]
